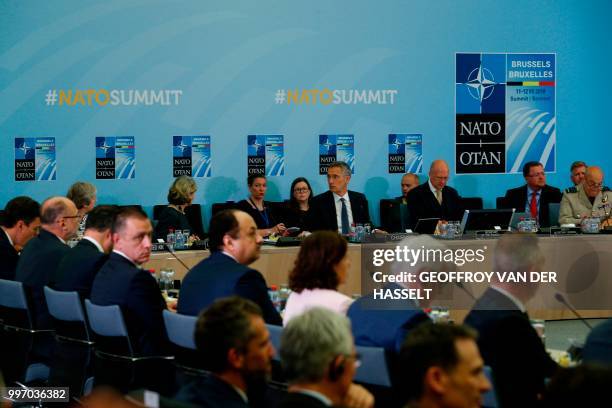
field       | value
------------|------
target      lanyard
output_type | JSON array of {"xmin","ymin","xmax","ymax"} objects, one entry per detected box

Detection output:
[{"xmin": 248, "ymin": 198, "xmax": 270, "ymax": 227}]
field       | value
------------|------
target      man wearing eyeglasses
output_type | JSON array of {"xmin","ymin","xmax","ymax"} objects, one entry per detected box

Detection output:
[
  {"xmin": 279, "ymin": 308, "xmax": 374, "ymax": 408},
  {"xmin": 503, "ymin": 161, "xmax": 562, "ymax": 228},
  {"xmin": 15, "ymin": 196, "xmax": 80, "ymax": 329},
  {"xmin": 559, "ymin": 166, "xmax": 612, "ymax": 227}
]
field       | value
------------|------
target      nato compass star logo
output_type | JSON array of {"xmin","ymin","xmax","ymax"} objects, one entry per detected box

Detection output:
[
  {"xmin": 19, "ymin": 140, "xmax": 33, "ymax": 157},
  {"xmin": 98, "ymin": 141, "xmax": 112, "ymax": 155},
  {"xmin": 465, "ymin": 65, "xmax": 498, "ymax": 103},
  {"xmin": 176, "ymin": 140, "xmax": 189, "ymax": 154},
  {"xmin": 456, "ymin": 53, "xmax": 505, "ymax": 114},
  {"xmin": 390, "ymin": 135, "xmax": 404, "ymax": 154}
]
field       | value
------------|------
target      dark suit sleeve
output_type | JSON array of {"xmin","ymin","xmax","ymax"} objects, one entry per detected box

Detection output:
[
  {"xmin": 126, "ymin": 271, "xmax": 169, "ymax": 355},
  {"xmin": 235, "ymin": 269, "xmax": 282, "ymax": 325}
]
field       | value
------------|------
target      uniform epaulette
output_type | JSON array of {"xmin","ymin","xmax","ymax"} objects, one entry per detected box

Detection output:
[{"xmin": 565, "ymin": 186, "xmax": 578, "ymax": 193}]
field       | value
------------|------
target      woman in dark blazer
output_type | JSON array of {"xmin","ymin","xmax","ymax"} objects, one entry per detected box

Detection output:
[{"xmin": 236, "ymin": 175, "xmax": 286, "ymax": 237}]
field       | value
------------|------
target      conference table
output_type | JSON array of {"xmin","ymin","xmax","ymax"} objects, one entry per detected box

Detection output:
[{"xmin": 145, "ymin": 233, "xmax": 612, "ymax": 322}]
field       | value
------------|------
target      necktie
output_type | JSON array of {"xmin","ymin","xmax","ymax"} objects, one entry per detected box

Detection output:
[
  {"xmin": 340, "ymin": 198, "xmax": 349, "ymax": 235},
  {"xmin": 530, "ymin": 192, "xmax": 538, "ymax": 219},
  {"xmin": 435, "ymin": 189, "xmax": 443, "ymax": 205}
]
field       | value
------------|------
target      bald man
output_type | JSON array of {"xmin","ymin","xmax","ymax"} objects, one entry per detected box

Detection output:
[
  {"xmin": 559, "ymin": 166, "xmax": 612, "ymax": 227},
  {"xmin": 397, "ymin": 173, "xmax": 420, "ymax": 204},
  {"xmin": 405, "ymin": 160, "xmax": 463, "ymax": 230},
  {"xmin": 15, "ymin": 196, "xmax": 80, "ymax": 329}
]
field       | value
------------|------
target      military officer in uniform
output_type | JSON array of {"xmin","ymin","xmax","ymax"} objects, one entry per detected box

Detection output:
[{"xmin": 559, "ymin": 166, "xmax": 612, "ymax": 228}]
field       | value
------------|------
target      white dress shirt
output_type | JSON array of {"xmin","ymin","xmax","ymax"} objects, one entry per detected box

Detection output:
[{"xmin": 283, "ymin": 288, "xmax": 353, "ymax": 326}]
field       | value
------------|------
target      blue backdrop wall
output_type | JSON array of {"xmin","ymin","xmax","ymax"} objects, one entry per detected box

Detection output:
[{"xmin": 1, "ymin": 0, "xmax": 610, "ymax": 226}]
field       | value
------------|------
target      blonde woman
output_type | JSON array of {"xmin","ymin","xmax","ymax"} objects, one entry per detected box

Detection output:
[{"xmin": 154, "ymin": 176, "xmax": 199, "ymax": 240}]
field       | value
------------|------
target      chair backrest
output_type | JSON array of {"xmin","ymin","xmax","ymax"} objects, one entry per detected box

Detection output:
[
  {"xmin": 211, "ymin": 202, "xmax": 236, "ymax": 215},
  {"xmin": 380, "ymin": 199, "xmax": 410, "ymax": 233},
  {"xmin": 0, "ymin": 278, "xmax": 33, "ymax": 329},
  {"xmin": 44, "ymin": 286, "xmax": 86, "ymax": 322},
  {"xmin": 548, "ymin": 202, "xmax": 561, "ymax": 227},
  {"xmin": 354, "ymin": 345, "xmax": 392, "ymax": 387},
  {"xmin": 0, "ymin": 279, "xmax": 29, "ymax": 310},
  {"xmin": 45, "ymin": 286, "xmax": 92, "ymax": 342},
  {"xmin": 152, "ymin": 204, "xmax": 166, "ymax": 220},
  {"xmin": 482, "ymin": 365, "xmax": 499, "ymax": 408},
  {"xmin": 163, "ymin": 310, "xmax": 196, "ymax": 350},
  {"xmin": 84, "ymin": 300, "xmax": 128, "ymax": 337},
  {"xmin": 266, "ymin": 324, "xmax": 282, "ymax": 361},
  {"xmin": 461, "ymin": 197, "xmax": 484, "ymax": 211},
  {"xmin": 185, "ymin": 204, "xmax": 206, "ymax": 238},
  {"xmin": 496, "ymin": 197, "xmax": 508, "ymax": 209}
]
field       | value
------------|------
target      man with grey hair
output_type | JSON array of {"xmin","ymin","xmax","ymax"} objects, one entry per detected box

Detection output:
[
  {"xmin": 569, "ymin": 161, "xmax": 587, "ymax": 186},
  {"xmin": 310, "ymin": 161, "xmax": 371, "ymax": 233},
  {"xmin": 279, "ymin": 307, "xmax": 374, "ymax": 408},
  {"xmin": 464, "ymin": 233, "xmax": 557, "ymax": 407},
  {"xmin": 348, "ymin": 235, "xmax": 454, "ymax": 354},
  {"xmin": 15, "ymin": 196, "xmax": 80, "ymax": 329},
  {"xmin": 406, "ymin": 160, "xmax": 463, "ymax": 230}
]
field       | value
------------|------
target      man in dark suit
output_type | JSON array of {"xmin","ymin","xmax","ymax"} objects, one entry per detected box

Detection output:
[
  {"xmin": 503, "ymin": 161, "xmax": 562, "ymax": 227},
  {"xmin": 175, "ymin": 297, "xmax": 275, "ymax": 408},
  {"xmin": 309, "ymin": 161, "xmax": 371, "ymax": 233},
  {"xmin": 399, "ymin": 323, "xmax": 491, "ymax": 408},
  {"xmin": 279, "ymin": 308, "xmax": 374, "ymax": 408},
  {"xmin": 397, "ymin": 173, "xmax": 420, "ymax": 204},
  {"xmin": 51, "ymin": 205, "xmax": 117, "ymax": 299},
  {"xmin": 178, "ymin": 209, "xmax": 282, "ymax": 325},
  {"xmin": 464, "ymin": 233, "xmax": 557, "ymax": 408},
  {"xmin": 15, "ymin": 197, "xmax": 79, "ymax": 329},
  {"xmin": 406, "ymin": 160, "xmax": 463, "ymax": 230},
  {"xmin": 90, "ymin": 207, "xmax": 170, "ymax": 356},
  {"xmin": 0, "ymin": 196, "xmax": 40, "ymax": 280}
]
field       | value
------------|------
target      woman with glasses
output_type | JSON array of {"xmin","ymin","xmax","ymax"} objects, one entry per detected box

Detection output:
[
  {"xmin": 283, "ymin": 177, "xmax": 314, "ymax": 233},
  {"xmin": 283, "ymin": 231, "xmax": 353, "ymax": 325},
  {"xmin": 154, "ymin": 175, "xmax": 199, "ymax": 240},
  {"xmin": 236, "ymin": 175, "xmax": 286, "ymax": 237}
]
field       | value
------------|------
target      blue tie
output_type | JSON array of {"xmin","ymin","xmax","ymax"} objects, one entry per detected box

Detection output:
[{"xmin": 340, "ymin": 198, "xmax": 349, "ymax": 234}]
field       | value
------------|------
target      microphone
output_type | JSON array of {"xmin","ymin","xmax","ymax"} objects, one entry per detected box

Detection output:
[
  {"xmin": 156, "ymin": 238, "xmax": 190, "ymax": 271},
  {"xmin": 554, "ymin": 292, "xmax": 593, "ymax": 330}
]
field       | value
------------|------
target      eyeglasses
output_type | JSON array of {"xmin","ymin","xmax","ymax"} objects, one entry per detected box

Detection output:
[
  {"xmin": 344, "ymin": 352, "xmax": 362, "ymax": 368},
  {"xmin": 527, "ymin": 172, "xmax": 545, "ymax": 178},
  {"xmin": 62, "ymin": 215, "xmax": 80, "ymax": 220},
  {"xmin": 586, "ymin": 180, "xmax": 604, "ymax": 189},
  {"xmin": 294, "ymin": 188, "xmax": 310, "ymax": 193}
]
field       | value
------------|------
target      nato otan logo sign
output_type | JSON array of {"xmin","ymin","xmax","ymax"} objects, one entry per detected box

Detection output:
[
  {"xmin": 247, "ymin": 135, "xmax": 284, "ymax": 176},
  {"xmin": 173, "ymin": 136, "xmax": 211, "ymax": 177},
  {"xmin": 388, "ymin": 134, "xmax": 423, "ymax": 174},
  {"xmin": 14, "ymin": 137, "xmax": 56, "ymax": 181},
  {"xmin": 95, "ymin": 136, "xmax": 135, "ymax": 179},
  {"xmin": 455, "ymin": 53, "xmax": 556, "ymax": 174},
  {"xmin": 319, "ymin": 134, "xmax": 354, "ymax": 175}
]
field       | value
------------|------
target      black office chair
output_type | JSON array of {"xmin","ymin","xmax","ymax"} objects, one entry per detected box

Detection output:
[
  {"xmin": 0, "ymin": 279, "xmax": 54, "ymax": 386},
  {"xmin": 496, "ymin": 197, "xmax": 509, "ymax": 209},
  {"xmin": 379, "ymin": 199, "xmax": 408, "ymax": 233},
  {"xmin": 211, "ymin": 201, "xmax": 236, "ymax": 215},
  {"xmin": 44, "ymin": 287, "xmax": 94, "ymax": 397},
  {"xmin": 461, "ymin": 197, "xmax": 484, "ymax": 211},
  {"xmin": 185, "ymin": 204, "xmax": 205, "ymax": 238},
  {"xmin": 84, "ymin": 300, "xmax": 174, "ymax": 395}
]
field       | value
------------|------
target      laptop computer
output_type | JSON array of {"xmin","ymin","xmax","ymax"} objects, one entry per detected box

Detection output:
[
  {"xmin": 414, "ymin": 218, "xmax": 440, "ymax": 234},
  {"xmin": 459, "ymin": 209, "xmax": 515, "ymax": 233}
]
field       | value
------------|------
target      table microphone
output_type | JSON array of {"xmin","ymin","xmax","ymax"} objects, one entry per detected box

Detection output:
[
  {"xmin": 156, "ymin": 239, "xmax": 191, "ymax": 271},
  {"xmin": 554, "ymin": 292, "xmax": 593, "ymax": 330}
]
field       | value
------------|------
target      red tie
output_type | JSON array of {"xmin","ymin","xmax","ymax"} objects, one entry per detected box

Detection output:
[{"xmin": 530, "ymin": 192, "xmax": 538, "ymax": 219}]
